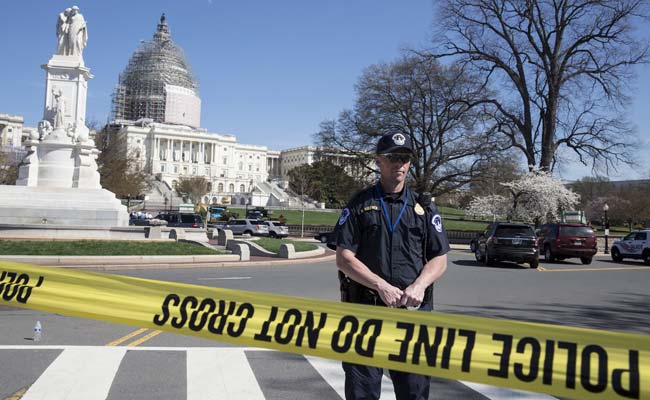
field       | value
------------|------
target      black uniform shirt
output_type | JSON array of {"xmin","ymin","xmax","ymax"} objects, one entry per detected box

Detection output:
[{"xmin": 335, "ymin": 183, "xmax": 450, "ymax": 290}]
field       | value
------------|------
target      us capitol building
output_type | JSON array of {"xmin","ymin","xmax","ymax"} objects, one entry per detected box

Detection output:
[{"xmin": 2, "ymin": 15, "xmax": 365, "ymax": 208}]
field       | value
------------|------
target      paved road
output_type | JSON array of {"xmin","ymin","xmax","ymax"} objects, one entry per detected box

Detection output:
[{"xmin": 1, "ymin": 250, "xmax": 648, "ymax": 399}]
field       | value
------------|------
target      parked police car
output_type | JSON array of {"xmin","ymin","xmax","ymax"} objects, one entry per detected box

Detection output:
[{"xmin": 610, "ymin": 229, "xmax": 650, "ymax": 265}]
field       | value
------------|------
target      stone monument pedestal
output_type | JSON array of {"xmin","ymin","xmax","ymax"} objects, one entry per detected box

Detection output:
[
  {"xmin": 0, "ymin": 186, "xmax": 129, "ymax": 227},
  {"xmin": 0, "ymin": 12, "xmax": 128, "ymax": 229}
]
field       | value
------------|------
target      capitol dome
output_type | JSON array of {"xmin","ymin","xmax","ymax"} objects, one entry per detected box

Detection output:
[{"xmin": 112, "ymin": 14, "xmax": 201, "ymax": 128}]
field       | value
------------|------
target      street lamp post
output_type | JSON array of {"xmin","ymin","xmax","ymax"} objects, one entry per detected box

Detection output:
[
  {"xmin": 127, "ymin": 194, "xmax": 131, "ymax": 211},
  {"xmin": 603, "ymin": 203, "xmax": 609, "ymax": 254}
]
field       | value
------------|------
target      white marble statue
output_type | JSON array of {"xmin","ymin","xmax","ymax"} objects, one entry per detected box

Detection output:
[
  {"xmin": 63, "ymin": 6, "xmax": 87, "ymax": 57},
  {"xmin": 52, "ymin": 89, "xmax": 66, "ymax": 129},
  {"xmin": 56, "ymin": 8, "xmax": 72, "ymax": 55},
  {"xmin": 37, "ymin": 120, "xmax": 53, "ymax": 140}
]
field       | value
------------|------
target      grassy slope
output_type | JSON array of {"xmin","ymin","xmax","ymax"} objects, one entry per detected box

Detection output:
[
  {"xmin": 253, "ymin": 238, "xmax": 318, "ymax": 253},
  {"xmin": 0, "ymin": 240, "xmax": 222, "ymax": 256}
]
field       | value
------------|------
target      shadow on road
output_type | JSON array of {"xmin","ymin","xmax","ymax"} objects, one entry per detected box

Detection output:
[
  {"xmin": 452, "ymin": 260, "xmax": 530, "ymax": 270},
  {"xmin": 440, "ymin": 292, "xmax": 650, "ymax": 334}
]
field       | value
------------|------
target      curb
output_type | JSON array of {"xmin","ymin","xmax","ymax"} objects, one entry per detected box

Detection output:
[{"xmin": 0, "ymin": 253, "xmax": 337, "ymax": 270}]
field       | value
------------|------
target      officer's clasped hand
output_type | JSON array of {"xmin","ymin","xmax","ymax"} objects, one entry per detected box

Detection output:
[{"xmin": 377, "ymin": 281, "xmax": 403, "ymax": 308}]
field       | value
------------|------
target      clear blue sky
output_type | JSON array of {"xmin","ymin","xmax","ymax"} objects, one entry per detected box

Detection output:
[{"xmin": 1, "ymin": 1, "xmax": 648, "ymax": 181}]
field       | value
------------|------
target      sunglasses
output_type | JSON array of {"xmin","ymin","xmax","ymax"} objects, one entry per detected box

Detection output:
[{"xmin": 384, "ymin": 153, "xmax": 412, "ymax": 164}]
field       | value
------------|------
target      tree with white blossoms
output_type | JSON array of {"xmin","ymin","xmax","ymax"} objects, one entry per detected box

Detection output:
[
  {"xmin": 466, "ymin": 194, "xmax": 509, "ymax": 221},
  {"xmin": 467, "ymin": 170, "xmax": 580, "ymax": 225}
]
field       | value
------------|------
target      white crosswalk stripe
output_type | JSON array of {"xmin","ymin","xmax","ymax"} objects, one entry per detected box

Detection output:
[
  {"xmin": 305, "ymin": 355, "xmax": 396, "ymax": 399},
  {"xmin": 187, "ymin": 348, "xmax": 264, "ymax": 400},
  {"xmin": 460, "ymin": 381, "xmax": 561, "ymax": 400},
  {"xmin": 0, "ymin": 346, "xmax": 561, "ymax": 400},
  {"xmin": 21, "ymin": 347, "xmax": 127, "ymax": 400}
]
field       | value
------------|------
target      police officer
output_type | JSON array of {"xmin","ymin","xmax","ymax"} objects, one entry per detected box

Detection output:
[{"xmin": 334, "ymin": 132, "xmax": 450, "ymax": 400}]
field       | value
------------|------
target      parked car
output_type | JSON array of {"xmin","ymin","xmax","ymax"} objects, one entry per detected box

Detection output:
[
  {"xmin": 474, "ymin": 222, "xmax": 539, "ymax": 268},
  {"xmin": 610, "ymin": 230, "xmax": 650, "ymax": 265},
  {"xmin": 129, "ymin": 217, "xmax": 152, "ymax": 226},
  {"xmin": 223, "ymin": 219, "xmax": 269, "ymax": 236},
  {"xmin": 265, "ymin": 220, "xmax": 289, "ymax": 238},
  {"xmin": 469, "ymin": 234, "xmax": 480, "ymax": 253},
  {"xmin": 153, "ymin": 213, "xmax": 205, "ymax": 229},
  {"xmin": 537, "ymin": 223, "xmax": 597, "ymax": 264},
  {"xmin": 314, "ymin": 231, "xmax": 336, "ymax": 244}
]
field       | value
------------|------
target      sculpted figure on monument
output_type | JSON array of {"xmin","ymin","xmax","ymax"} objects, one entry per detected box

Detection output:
[
  {"xmin": 56, "ymin": 8, "xmax": 71, "ymax": 55},
  {"xmin": 52, "ymin": 89, "xmax": 66, "ymax": 129},
  {"xmin": 37, "ymin": 120, "xmax": 53, "ymax": 140},
  {"xmin": 65, "ymin": 6, "xmax": 87, "ymax": 57}
]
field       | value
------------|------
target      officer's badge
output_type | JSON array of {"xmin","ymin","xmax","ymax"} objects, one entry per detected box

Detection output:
[
  {"xmin": 432, "ymin": 214, "xmax": 443, "ymax": 232},
  {"xmin": 338, "ymin": 208, "xmax": 350, "ymax": 225},
  {"xmin": 414, "ymin": 203, "xmax": 424, "ymax": 215},
  {"xmin": 392, "ymin": 133, "xmax": 406, "ymax": 145}
]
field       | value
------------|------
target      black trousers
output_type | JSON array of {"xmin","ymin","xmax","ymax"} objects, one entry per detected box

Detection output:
[{"xmin": 342, "ymin": 302, "xmax": 432, "ymax": 400}]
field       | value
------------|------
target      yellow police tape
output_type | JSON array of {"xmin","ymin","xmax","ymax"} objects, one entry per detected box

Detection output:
[{"xmin": 0, "ymin": 261, "xmax": 648, "ymax": 399}]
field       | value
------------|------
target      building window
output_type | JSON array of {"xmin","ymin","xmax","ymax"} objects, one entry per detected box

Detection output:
[
  {"xmin": 192, "ymin": 167, "xmax": 197, "ymax": 175},
  {"xmin": 183, "ymin": 166, "xmax": 188, "ymax": 174},
  {"xmin": 223, "ymin": 157, "xmax": 227, "ymax": 164},
  {"xmin": 218, "ymin": 183, "xmax": 224, "ymax": 192},
  {"xmin": 229, "ymin": 183, "xmax": 234, "ymax": 192},
  {"xmin": 174, "ymin": 165, "xmax": 179, "ymax": 173},
  {"xmin": 205, "ymin": 168, "xmax": 210, "ymax": 176},
  {"xmin": 239, "ymin": 184, "xmax": 245, "ymax": 192},
  {"xmin": 160, "ymin": 164, "xmax": 166, "ymax": 173}
]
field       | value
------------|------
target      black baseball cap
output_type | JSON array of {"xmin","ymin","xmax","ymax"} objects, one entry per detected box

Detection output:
[{"xmin": 376, "ymin": 133, "xmax": 414, "ymax": 155}]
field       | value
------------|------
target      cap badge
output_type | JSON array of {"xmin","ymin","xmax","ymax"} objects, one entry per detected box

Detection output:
[{"xmin": 392, "ymin": 133, "xmax": 406, "ymax": 146}]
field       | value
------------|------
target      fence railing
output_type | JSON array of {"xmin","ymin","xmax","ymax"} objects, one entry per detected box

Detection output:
[{"xmin": 286, "ymin": 224, "xmax": 480, "ymax": 244}]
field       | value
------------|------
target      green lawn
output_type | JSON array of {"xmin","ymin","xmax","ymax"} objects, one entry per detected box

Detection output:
[
  {"xmin": 228, "ymin": 206, "xmax": 489, "ymax": 231},
  {"xmin": 228, "ymin": 207, "xmax": 339, "ymax": 225},
  {"xmin": 253, "ymin": 238, "xmax": 318, "ymax": 253},
  {"xmin": 0, "ymin": 240, "xmax": 223, "ymax": 256}
]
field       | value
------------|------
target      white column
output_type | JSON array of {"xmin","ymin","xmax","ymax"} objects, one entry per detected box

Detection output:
[{"xmin": 153, "ymin": 137, "xmax": 159, "ymax": 160}]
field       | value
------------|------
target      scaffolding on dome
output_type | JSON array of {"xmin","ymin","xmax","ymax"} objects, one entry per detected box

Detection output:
[{"xmin": 111, "ymin": 14, "xmax": 200, "ymax": 127}]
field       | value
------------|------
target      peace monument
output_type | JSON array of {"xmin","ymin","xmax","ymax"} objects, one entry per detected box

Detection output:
[{"xmin": 0, "ymin": 6, "xmax": 128, "ymax": 227}]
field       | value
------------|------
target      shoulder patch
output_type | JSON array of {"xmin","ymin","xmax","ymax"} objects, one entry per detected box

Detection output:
[
  {"xmin": 338, "ymin": 208, "xmax": 351, "ymax": 226},
  {"xmin": 431, "ymin": 214, "xmax": 443, "ymax": 233}
]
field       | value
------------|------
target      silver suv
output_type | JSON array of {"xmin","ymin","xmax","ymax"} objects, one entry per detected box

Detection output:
[
  {"xmin": 223, "ymin": 219, "xmax": 269, "ymax": 236},
  {"xmin": 611, "ymin": 230, "xmax": 650, "ymax": 265},
  {"xmin": 265, "ymin": 221, "xmax": 289, "ymax": 238}
]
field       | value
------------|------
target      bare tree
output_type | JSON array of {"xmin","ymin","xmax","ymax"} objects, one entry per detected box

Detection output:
[
  {"xmin": 0, "ymin": 149, "xmax": 21, "ymax": 185},
  {"xmin": 95, "ymin": 124, "xmax": 149, "ymax": 197},
  {"xmin": 316, "ymin": 54, "xmax": 504, "ymax": 195},
  {"xmin": 174, "ymin": 175, "xmax": 209, "ymax": 204},
  {"xmin": 433, "ymin": 0, "xmax": 648, "ymax": 173}
]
